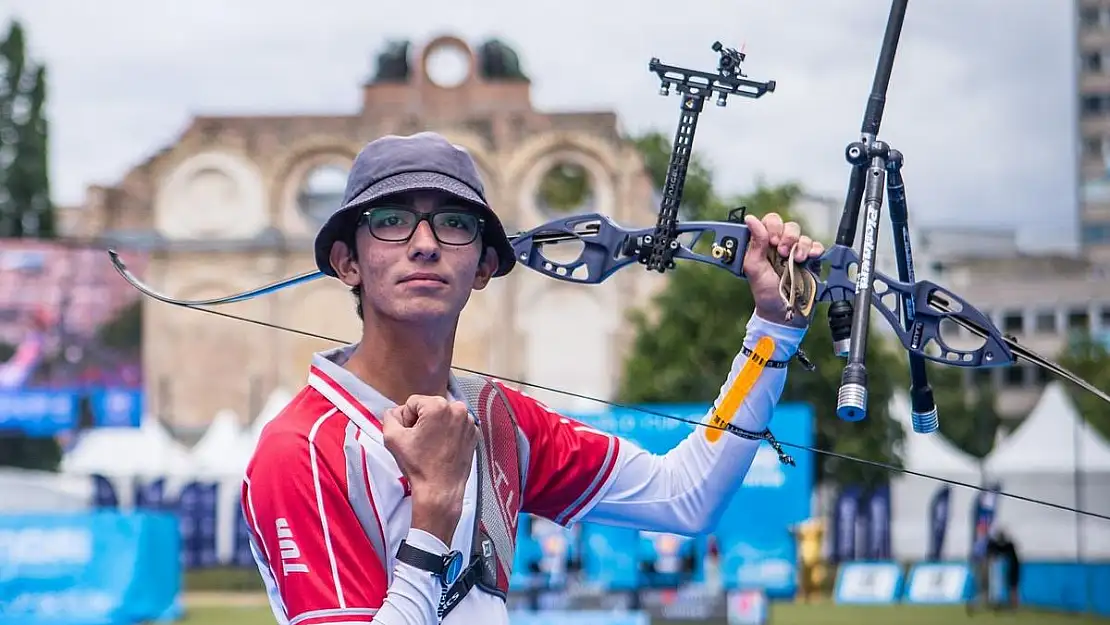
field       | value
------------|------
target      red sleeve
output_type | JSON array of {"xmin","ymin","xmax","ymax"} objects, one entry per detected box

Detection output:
[
  {"xmin": 241, "ymin": 425, "xmax": 387, "ymax": 624},
  {"xmin": 499, "ymin": 383, "xmax": 621, "ymax": 526}
]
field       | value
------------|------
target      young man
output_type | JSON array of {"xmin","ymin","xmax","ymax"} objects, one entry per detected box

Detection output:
[{"xmin": 242, "ymin": 131, "xmax": 824, "ymax": 625}]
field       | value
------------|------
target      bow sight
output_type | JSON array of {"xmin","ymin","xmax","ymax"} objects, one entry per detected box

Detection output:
[
  {"xmin": 639, "ymin": 41, "xmax": 775, "ymax": 274},
  {"xmin": 105, "ymin": 0, "xmax": 1110, "ymax": 441}
]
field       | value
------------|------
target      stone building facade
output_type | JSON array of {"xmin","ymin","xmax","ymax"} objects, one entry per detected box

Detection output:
[{"xmin": 66, "ymin": 36, "xmax": 664, "ymax": 432}]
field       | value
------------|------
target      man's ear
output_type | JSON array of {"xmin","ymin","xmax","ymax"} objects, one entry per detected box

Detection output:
[
  {"xmin": 330, "ymin": 240, "xmax": 361, "ymax": 288},
  {"xmin": 471, "ymin": 247, "xmax": 499, "ymax": 290}
]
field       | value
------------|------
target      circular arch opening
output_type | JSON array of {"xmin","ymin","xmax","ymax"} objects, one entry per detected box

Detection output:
[
  {"xmin": 534, "ymin": 161, "xmax": 595, "ymax": 215},
  {"xmin": 424, "ymin": 39, "xmax": 472, "ymax": 89},
  {"xmin": 297, "ymin": 164, "xmax": 348, "ymax": 226}
]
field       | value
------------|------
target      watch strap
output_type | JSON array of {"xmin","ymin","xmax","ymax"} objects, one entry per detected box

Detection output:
[{"xmin": 396, "ymin": 540, "xmax": 448, "ymax": 577}]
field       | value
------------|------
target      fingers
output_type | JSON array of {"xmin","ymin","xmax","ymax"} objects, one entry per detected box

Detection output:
[
  {"xmin": 403, "ymin": 395, "xmax": 476, "ymax": 428},
  {"xmin": 744, "ymin": 214, "xmax": 769, "ymax": 253},
  {"xmin": 448, "ymin": 400, "xmax": 477, "ymax": 427},
  {"xmin": 382, "ymin": 406, "xmax": 405, "ymax": 435},
  {"xmin": 407, "ymin": 394, "xmax": 447, "ymax": 418},
  {"xmin": 749, "ymin": 212, "xmax": 825, "ymax": 262},
  {"xmin": 776, "ymin": 222, "xmax": 800, "ymax": 257}
]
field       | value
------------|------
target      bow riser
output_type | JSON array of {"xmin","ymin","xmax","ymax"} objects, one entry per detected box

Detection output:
[
  {"xmin": 509, "ymin": 213, "xmax": 754, "ymax": 284},
  {"xmin": 510, "ymin": 215, "xmax": 1019, "ymax": 371}
]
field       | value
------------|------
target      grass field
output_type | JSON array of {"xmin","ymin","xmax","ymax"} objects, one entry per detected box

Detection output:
[{"xmin": 178, "ymin": 595, "xmax": 1110, "ymax": 625}]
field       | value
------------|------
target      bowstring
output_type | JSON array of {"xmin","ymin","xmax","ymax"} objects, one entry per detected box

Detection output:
[{"xmin": 179, "ymin": 302, "xmax": 1110, "ymax": 523}]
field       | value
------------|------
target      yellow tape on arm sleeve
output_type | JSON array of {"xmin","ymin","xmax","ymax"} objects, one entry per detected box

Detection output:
[{"xmin": 705, "ymin": 335, "xmax": 776, "ymax": 443}]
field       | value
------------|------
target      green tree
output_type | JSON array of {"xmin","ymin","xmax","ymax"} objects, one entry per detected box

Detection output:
[
  {"xmin": 96, "ymin": 301, "xmax": 143, "ymax": 351},
  {"xmin": 0, "ymin": 19, "xmax": 60, "ymax": 472},
  {"xmin": 616, "ymin": 132, "xmax": 906, "ymax": 488},
  {"xmin": 0, "ymin": 20, "xmax": 53, "ymax": 238},
  {"xmin": 1056, "ymin": 332, "xmax": 1110, "ymax": 439}
]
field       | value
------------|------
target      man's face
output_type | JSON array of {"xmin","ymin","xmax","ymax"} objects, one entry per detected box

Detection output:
[{"xmin": 332, "ymin": 190, "xmax": 499, "ymax": 325}]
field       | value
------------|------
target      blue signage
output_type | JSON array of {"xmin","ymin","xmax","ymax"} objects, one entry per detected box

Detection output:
[
  {"xmin": 833, "ymin": 562, "xmax": 904, "ymax": 604},
  {"xmin": 903, "ymin": 562, "xmax": 972, "ymax": 604},
  {"xmin": 970, "ymin": 483, "xmax": 1002, "ymax": 560},
  {"xmin": 927, "ymin": 484, "xmax": 951, "ymax": 561},
  {"xmin": 0, "ymin": 388, "xmax": 143, "ymax": 436},
  {"xmin": 0, "ymin": 511, "xmax": 182, "ymax": 625},
  {"xmin": 865, "ymin": 485, "xmax": 892, "ymax": 560},
  {"xmin": 573, "ymin": 401, "xmax": 815, "ymax": 598},
  {"xmin": 581, "ymin": 524, "xmax": 639, "ymax": 589},
  {"xmin": 0, "ymin": 390, "xmax": 76, "ymax": 435},
  {"xmin": 88, "ymin": 389, "xmax": 143, "ymax": 428},
  {"xmin": 832, "ymin": 485, "xmax": 861, "ymax": 562}
]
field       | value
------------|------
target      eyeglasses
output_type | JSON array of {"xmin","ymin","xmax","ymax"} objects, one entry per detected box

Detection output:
[{"xmin": 361, "ymin": 206, "xmax": 484, "ymax": 246}]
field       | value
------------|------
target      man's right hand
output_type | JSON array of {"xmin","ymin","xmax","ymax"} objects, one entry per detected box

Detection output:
[{"xmin": 383, "ymin": 395, "xmax": 478, "ymax": 546}]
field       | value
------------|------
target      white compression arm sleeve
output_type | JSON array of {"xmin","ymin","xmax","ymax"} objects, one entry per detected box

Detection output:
[{"xmin": 581, "ymin": 314, "xmax": 806, "ymax": 535}]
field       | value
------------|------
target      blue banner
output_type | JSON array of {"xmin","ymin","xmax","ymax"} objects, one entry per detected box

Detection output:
[
  {"xmin": 971, "ymin": 483, "xmax": 1001, "ymax": 560},
  {"xmin": 832, "ymin": 485, "xmax": 861, "ymax": 563},
  {"xmin": 833, "ymin": 562, "xmax": 904, "ymax": 604},
  {"xmin": 581, "ymin": 524, "xmax": 639, "ymax": 590},
  {"xmin": 0, "ymin": 388, "xmax": 143, "ymax": 436},
  {"xmin": 903, "ymin": 562, "xmax": 973, "ymax": 604},
  {"xmin": 0, "ymin": 511, "xmax": 182, "ymax": 625},
  {"xmin": 866, "ymin": 485, "xmax": 892, "ymax": 560},
  {"xmin": 178, "ymin": 481, "xmax": 220, "ymax": 569},
  {"xmin": 855, "ymin": 493, "xmax": 872, "ymax": 560},
  {"xmin": 927, "ymin": 484, "xmax": 951, "ymax": 561},
  {"xmin": 0, "ymin": 390, "xmax": 76, "ymax": 435},
  {"xmin": 87, "ymin": 389, "xmax": 144, "ymax": 428},
  {"xmin": 574, "ymin": 401, "xmax": 814, "ymax": 598}
]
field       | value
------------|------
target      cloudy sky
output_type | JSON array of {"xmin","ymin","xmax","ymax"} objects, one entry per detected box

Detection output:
[{"xmin": 2, "ymin": 0, "xmax": 1078, "ymax": 250}]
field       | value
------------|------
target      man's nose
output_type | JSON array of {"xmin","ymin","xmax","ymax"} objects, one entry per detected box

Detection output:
[{"xmin": 407, "ymin": 219, "xmax": 441, "ymax": 260}]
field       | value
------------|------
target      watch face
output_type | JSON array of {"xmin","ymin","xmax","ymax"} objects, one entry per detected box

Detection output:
[{"xmin": 444, "ymin": 551, "xmax": 464, "ymax": 586}]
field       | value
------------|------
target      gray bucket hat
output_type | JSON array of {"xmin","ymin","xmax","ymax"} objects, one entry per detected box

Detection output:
[{"xmin": 314, "ymin": 131, "xmax": 515, "ymax": 278}]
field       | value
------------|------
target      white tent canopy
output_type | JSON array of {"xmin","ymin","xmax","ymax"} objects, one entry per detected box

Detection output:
[
  {"xmin": 236, "ymin": 387, "xmax": 295, "ymax": 461},
  {"xmin": 983, "ymin": 381, "xmax": 1110, "ymax": 559},
  {"xmin": 191, "ymin": 409, "xmax": 250, "ymax": 475},
  {"xmin": 891, "ymin": 392, "xmax": 981, "ymax": 476},
  {"xmin": 61, "ymin": 417, "xmax": 195, "ymax": 477},
  {"xmin": 889, "ymin": 391, "xmax": 982, "ymax": 561},
  {"xmin": 249, "ymin": 388, "xmax": 294, "ymax": 441},
  {"xmin": 985, "ymin": 381, "xmax": 1110, "ymax": 474}
]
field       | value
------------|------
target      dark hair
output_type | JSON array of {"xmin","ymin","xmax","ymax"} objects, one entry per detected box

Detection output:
[{"xmin": 342, "ymin": 226, "xmax": 364, "ymax": 320}]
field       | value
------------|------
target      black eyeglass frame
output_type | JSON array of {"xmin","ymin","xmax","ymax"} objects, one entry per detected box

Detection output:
[{"xmin": 359, "ymin": 205, "xmax": 486, "ymax": 246}]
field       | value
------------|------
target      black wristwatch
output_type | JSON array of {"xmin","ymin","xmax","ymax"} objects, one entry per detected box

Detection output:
[{"xmin": 396, "ymin": 540, "xmax": 465, "ymax": 586}]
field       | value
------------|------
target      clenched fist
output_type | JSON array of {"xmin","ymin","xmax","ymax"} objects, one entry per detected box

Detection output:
[{"xmin": 383, "ymin": 395, "xmax": 478, "ymax": 545}]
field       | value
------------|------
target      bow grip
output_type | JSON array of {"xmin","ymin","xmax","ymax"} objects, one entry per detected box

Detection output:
[{"xmin": 765, "ymin": 248, "xmax": 819, "ymax": 321}]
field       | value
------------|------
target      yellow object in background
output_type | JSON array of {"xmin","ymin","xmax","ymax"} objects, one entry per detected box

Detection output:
[{"xmin": 792, "ymin": 518, "xmax": 828, "ymax": 602}]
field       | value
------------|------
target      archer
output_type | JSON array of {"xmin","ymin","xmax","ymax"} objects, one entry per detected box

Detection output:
[{"xmin": 241, "ymin": 131, "xmax": 824, "ymax": 625}]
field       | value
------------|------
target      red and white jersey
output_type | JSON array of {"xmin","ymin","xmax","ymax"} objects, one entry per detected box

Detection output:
[{"xmin": 242, "ymin": 314, "xmax": 803, "ymax": 625}]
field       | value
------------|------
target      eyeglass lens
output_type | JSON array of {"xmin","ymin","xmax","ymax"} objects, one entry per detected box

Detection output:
[{"xmin": 365, "ymin": 206, "xmax": 481, "ymax": 245}]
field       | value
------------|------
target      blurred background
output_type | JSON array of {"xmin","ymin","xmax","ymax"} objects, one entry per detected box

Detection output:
[{"xmin": 1, "ymin": 0, "xmax": 1109, "ymax": 623}]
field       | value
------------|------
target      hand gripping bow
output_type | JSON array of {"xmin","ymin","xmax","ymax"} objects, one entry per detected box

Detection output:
[{"xmin": 107, "ymin": 1, "xmax": 1110, "ymax": 441}]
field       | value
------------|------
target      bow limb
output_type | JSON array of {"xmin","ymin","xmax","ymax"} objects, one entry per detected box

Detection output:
[{"xmin": 107, "ymin": 249, "xmax": 325, "ymax": 306}]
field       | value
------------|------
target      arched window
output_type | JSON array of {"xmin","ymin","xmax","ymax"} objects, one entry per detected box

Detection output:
[{"xmin": 297, "ymin": 165, "xmax": 348, "ymax": 225}]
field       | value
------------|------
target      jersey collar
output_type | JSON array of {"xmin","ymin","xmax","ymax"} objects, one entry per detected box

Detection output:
[{"xmin": 308, "ymin": 343, "xmax": 471, "ymax": 440}]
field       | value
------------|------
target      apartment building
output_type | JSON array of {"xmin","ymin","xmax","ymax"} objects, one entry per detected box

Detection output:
[{"xmin": 1078, "ymin": 0, "xmax": 1110, "ymax": 262}]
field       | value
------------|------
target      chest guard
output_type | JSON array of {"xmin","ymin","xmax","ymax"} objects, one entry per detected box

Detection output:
[{"xmin": 438, "ymin": 373, "xmax": 528, "ymax": 617}]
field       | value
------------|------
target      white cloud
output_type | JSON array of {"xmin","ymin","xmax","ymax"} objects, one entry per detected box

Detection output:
[{"xmin": 1, "ymin": 0, "xmax": 1077, "ymax": 250}]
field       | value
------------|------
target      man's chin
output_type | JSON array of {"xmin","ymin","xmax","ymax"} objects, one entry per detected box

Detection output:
[{"xmin": 384, "ymin": 299, "xmax": 460, "ymax": 325}]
